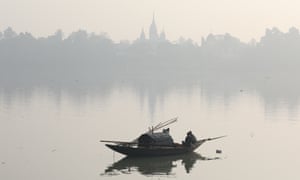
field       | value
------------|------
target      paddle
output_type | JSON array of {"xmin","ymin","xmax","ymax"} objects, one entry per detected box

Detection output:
[
  {"xmin": 100, "ymin": 140, "xmax": 138, "ymax": 145},
  {"xmin": 200, "ymin": 135, "xmax": 227, "ymax": 142}
]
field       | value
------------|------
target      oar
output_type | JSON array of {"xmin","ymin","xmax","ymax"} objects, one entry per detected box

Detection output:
[
  {"xmin": 146, "ymin": 117, "xmax": 177, "ymax": 133},
  {"xmin": 200, "ymin": 135, "xmax": 227, "ymax": 142},
  {"xmin": 152, "ymin": 117, "xmax": 178, "ymax": 131},
  {"xmin": 153, "ymin": 122, "xmax": 163, "ymax": 129},
  {"xmin": 100, "ymin": 140, "xmax": 138, "ymax": 145}
]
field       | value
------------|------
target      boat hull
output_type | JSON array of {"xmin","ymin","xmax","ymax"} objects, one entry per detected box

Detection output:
[{"xmin": 105, "ymin": 140, "xmax": 205, "ymax": 157}]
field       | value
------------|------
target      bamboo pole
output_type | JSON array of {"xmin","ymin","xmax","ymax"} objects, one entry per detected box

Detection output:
[
  {"xmin": 152, "ymin": 117, "xmax": 178, "ymax": 132},
  {"xmin": 100, "ymin": 140, "xmax": 138, "ymax": 145},
  {"xmin": 200, "ymin": 135, "xmax": 227, "ymax": 142}
]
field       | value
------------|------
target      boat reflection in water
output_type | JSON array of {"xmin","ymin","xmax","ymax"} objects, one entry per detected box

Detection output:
[{"xmin": 102, "ymin": 152, "xmax": 220, "ymax": 177}]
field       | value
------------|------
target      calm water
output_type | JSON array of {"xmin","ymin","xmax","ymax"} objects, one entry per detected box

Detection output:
[{"xmin": 1, "ymin": 85, "xmax": 300, "ymax": 180}]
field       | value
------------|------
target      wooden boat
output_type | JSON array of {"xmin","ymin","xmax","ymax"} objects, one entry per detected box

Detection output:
[
  {"xmin": 103, "ymin": 136, "xmax": 224, "ymax": 157},
  {"xmin": 101, "ymin": 118, "xmax": 226, "ymax": 157}
]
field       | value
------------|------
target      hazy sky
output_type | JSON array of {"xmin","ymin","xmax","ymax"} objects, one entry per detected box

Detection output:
[{"xmin": 1, "ymin": 0, "xmax": 300, "ymax": 42}]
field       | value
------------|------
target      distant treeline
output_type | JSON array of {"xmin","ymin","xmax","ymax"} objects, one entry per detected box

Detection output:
[{"xmin": 0, "ymin": 26, "xmax": 300, "ymax": 88}]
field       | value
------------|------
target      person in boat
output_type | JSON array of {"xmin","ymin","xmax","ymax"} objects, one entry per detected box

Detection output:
[{"xmin": 183, "ymin": 131, "xmax": 197, "ymax": 146}]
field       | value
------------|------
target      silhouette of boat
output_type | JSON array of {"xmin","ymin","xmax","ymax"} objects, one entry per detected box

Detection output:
[
  {"xmin": 104, "ymin": 140, "xmax": 206, "ymax": 156},
  {"xmin": 101, "ymin": 118, "xmax": 226, "ymax": 157}
]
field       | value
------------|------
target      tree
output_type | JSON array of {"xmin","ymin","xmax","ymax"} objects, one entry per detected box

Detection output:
[
  {"xmin": 48, "ymin": 29, "xmax": 64, "ymax": 42},
  {"xmin": 3, "ymin": 27, "xmax": 17, "ymax": 39}
]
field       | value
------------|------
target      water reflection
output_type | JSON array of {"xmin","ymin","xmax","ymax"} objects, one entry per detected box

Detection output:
[
  {"xmin": 102, "ymin": 152, "xmax": 220, "ymax": 177},
  {"xmin": 1, "ymin": 75, "xmax": 299, "ymax": 120}
]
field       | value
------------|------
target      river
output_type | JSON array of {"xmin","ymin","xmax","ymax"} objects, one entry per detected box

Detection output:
[{"xmin": 0, "ymin": 83, "xmax": 300, "ymax": 180}]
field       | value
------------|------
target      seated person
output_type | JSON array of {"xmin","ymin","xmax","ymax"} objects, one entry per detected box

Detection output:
[{"xmin": 183, "ymin": 131, "xmax": 197, "ymax": 146}]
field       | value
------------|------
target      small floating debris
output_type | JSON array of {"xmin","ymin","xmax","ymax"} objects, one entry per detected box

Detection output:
[{"xmin": 216, "ymin": 149, "xmax": 222, "ymax": 154}]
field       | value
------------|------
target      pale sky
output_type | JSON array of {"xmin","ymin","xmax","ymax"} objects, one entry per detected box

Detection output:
[{"xmin": 1, "ymin": 0, "xmax": 300, "ymax": 42}]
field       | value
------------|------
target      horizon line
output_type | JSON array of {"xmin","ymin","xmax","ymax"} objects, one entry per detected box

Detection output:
[{"xmin": 1, "ymin": 26, "xmax": 299, "ymax": 44}]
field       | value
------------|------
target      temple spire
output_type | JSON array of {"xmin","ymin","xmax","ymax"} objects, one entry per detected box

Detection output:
[
  {"xmin": 139, "ymin": 28, "xmax": 146, "ymax": 40},
  {"xmin": 149, "ymin": 13, "xmax": 159, "ymax": 41},
  {"xmin": 152, "ymin": 12, "xmax": 155, "ymax": 23}
]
